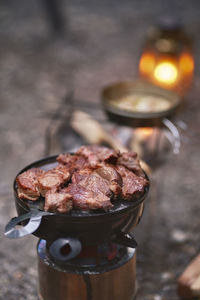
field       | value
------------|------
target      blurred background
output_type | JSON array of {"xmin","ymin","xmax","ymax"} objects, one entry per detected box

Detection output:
[{"xmin": 1, "ymin": 0, "xmax": 200, "ymax": 299}]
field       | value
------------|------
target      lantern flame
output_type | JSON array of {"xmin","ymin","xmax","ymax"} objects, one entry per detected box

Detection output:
[{"xmin": 154, "ymin": 62, "xmax": 178, "ymax": 84}]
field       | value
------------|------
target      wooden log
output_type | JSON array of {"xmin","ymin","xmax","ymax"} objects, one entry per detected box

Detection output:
[{"xmin": 177, "ymin": 254, "xmax": 200, "ymax": 299}]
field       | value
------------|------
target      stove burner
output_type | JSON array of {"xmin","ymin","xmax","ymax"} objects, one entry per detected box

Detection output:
[{"xmin": 38, "ymin": 239, "xmax": 135, "ymax": 274}]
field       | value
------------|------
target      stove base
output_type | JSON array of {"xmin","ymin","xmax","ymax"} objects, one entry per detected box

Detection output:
[{"xmin": 37, "ymin": 240, "xmax": 137, "ymax": 300}]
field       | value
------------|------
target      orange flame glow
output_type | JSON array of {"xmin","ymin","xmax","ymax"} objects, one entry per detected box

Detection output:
[
  {"xmin": 179, "ymin": 53, "xmax": 194, "ymax": 74},
  {"xmin": 139, "ymin": 52, "xmax": 155, "ymax": 76},
  {"xmin": 136, "ymin": 127, "xmax": 154, "ymax": 137}
]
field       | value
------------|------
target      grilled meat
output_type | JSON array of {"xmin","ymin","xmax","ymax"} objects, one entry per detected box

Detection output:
[
  {"xmin": 76, "ymin": 145, "xmax": 119, "ymax": 166},
  {"xmin": 66, "ymin": 183, "xmax": 112, "ymax": 211},
  {"xmin": 72, "ymin": 164, "xmax": 122, "ymax": 197},
  {"xmin": 16, "ymin": 145, "xmax": 149, "ymax": 213},
  {"xmin": 72, "ymin": 168, "xmax": 111, "ymax": 197},
  {"xmin": 38, "ymin": 165, "xmax": 70, "ymax": 197},
  {"xmin": 44, "ymin": 187, "xmax": 73, "ymax": 213},
  {"xmin": 117, "ymin": 151, "xmax": 145, "ymax": 177},
  {"xmin": 57, "ymin": 146, "xmax": 119, "ymax": 170},
  {"xmin": 16, "ymin": 168, "xmax": 44, "ymax": 201},
  {"xmin": 95, "ymin": 164, "xmax": 122, "ymax": 197},
  {"xmin": 56, "ymin": 153, "xmax": 74, "ymax": 165},
  {"xmin": 116, "ymin": 165, "xmax": 148, "ymax": 201},
  {"xmin": 57, "ymin": 153, "xmax": 89, "ymax": 172}
]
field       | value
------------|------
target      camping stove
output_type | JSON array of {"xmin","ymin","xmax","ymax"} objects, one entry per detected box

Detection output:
[
  {"xmin": 5, "ymin": 155, "xmax": 149, "ymax": 300},
  {"xmin": 38, "ymin": 239, "xmax": 137, "ymax": 300}
]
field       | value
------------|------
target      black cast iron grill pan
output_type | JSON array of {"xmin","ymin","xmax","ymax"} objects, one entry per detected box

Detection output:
[{"xmin": 5, "ymin": 155, "xmax": 149, "ymax": 262}]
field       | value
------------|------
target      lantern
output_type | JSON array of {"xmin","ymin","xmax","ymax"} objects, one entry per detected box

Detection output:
[{"xmin": 139, "ymin": 18, "xmax": 194, "ymax": 96}]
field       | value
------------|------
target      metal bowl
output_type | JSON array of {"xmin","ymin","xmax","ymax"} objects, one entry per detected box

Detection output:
[{"xmin": 101, "ymin": 79, "xmax": 181, "ymax": 127}]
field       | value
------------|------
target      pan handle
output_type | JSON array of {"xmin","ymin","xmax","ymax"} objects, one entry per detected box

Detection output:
[
  {"xmin": 49, "ymin": 237, "xmax": 82, "ymax": 262},
  {"xmin": 113, "ymin": 231, "xmax": 137, "ymax": 248},
  {"xmin": 4, "ymin": 210, "xmax": 51, "ymax": 239},
  {"xmin": 162, "ymin": 118, "xmax": 181, "ymax": 154}
]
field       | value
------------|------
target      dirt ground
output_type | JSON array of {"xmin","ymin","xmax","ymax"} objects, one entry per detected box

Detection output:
[{"xmin": 0, "ymin": 1, "xmax": 200, "ymax": 299}]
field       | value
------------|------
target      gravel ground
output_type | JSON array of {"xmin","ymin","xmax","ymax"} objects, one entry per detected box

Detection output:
[{"xmin": 1, "ymin": 1, "xmax": 200, "ymax": 299}]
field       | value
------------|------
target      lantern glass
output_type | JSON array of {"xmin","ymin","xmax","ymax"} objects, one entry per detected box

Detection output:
[{"xmin": 138, "ymin": 19, "xmax": 194, "ymax": 96}]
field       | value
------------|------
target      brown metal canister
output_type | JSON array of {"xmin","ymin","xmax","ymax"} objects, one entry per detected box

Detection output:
[{"xmin": 38, "ymin": 241, "xmax": 137, "ymax": 300}]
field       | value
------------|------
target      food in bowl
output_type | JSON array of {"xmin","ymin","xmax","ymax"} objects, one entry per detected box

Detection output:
[{"xmin": 109, "ymin": 93, "xmax": 171, "ymax": 113}]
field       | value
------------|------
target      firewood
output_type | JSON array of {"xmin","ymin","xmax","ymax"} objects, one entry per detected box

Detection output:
[{"xmin": 177, "ymin": 254, "xmax": 200, "ymax": 299}]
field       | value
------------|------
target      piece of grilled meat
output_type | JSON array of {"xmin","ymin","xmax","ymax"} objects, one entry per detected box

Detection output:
[
  {"xmin": 16, "ymin": 168, "xmax": 44, "ymax": 201},
  {"xmin": 38, "ymin": 164, "xmax": 70, "ymax": 197}
]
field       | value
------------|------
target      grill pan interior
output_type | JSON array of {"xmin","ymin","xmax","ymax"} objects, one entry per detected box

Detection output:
[{"xmin": 14, "ymin": 155, "xmax": 149, "ymax": 219}]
